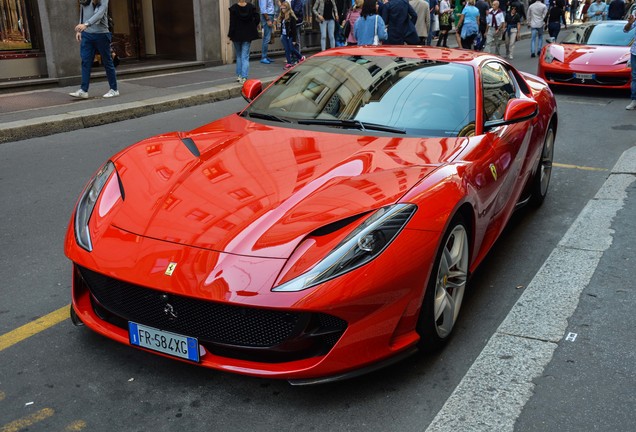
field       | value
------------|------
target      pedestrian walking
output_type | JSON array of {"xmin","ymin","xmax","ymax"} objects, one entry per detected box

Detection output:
[
  {"xmin": 624, "ymin": 12, "xmax": 636, "ymax": 110},
  {"xmin": 528, "ymin": 0, "xmax": 548, "ymax": 57},
  {"xmin": 485, "ymin": 1, "xmax": 506, "ymax": 55},
  {"xmin": 290, "ymin": 0, "xmax": 306, "ymax": 52},
  {"xmin": 546, "ymin": 2, "xmax": 567, "ymax": 42},
  {"xmin": 70, "ymin": 0, "xmax": 119, "ymax": 99},
  {"xmin": 569, "ymin": 0, "xmax": 580, "ymax": 23},
  {"xmin": 581, "ymin": 0, "xmax": 592, "ymax": 22},
  {"xmin": 313, "ymin": 0, "xmax": 339, "ymax": 50},
  {"xmin": 475, "ymin": 0, "xmax": 490, "ymax": 50},
  {"xmin": 437, "ymin": 0, "xmax": 453, "ymax": 47},
  {"xmin": 228, "ymin": 0, "xmax": 260, "ymax": 84},
  {"xmin": 381, "ymin": 0, "xmax": 419, "ymax": 45},
  {"xmin": 587, "ymin": 0, "xmax": 607, "ymax": 21},
  {"xmin": 608, "ymin": 0, "xmax": 626, "ymax": 20},
  {"xmin": 354, "ymin": 0, "xmax": 388, "ymax": 44},
  {"xmin": 410, "ymin": 0, "xmax": 431, "ymax": 45},
  {"xmin": 427, "ymin": 0, "xmax": 440, "ymax": 46},
  {"xmin": 343, "ymin": 0, "xmax": 364, "ymax": 45},
  {"xmin": 278, "ymin": 1, "xmax": 305, "ymax": 68},
  {"xmin": 259, "ymin": 0, "xmax": 276, "ymax": 63},
  {"xmin": 505, "ymin": 5, "xmax": 522, "ymax": 58},
  {"xmin": 457, "ymin": 0, "xmax": 481, "ymax": 49}
]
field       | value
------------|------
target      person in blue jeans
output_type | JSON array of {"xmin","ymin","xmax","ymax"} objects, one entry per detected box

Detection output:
[
  {"xmin": 70, "ymin": 0, "xmax": 118, "ymax": 99},
  {"xmin": 259, "ymin": 0, "xmax": 276, "ymax": 64},
  {"xmin": 427, "ymin": 0, "xmax": 439, "ymax": 45},
  {"xmin": 624, "ymin": 13, "xmax": 636, "ymax": 110},
  {"xmin": 228, "ymin": 0, "xmax": 260, "ymax": 83},
  {"xmin": 279, "ymin": 1, "xmax": 305, "ymax": 68},
  {"xmin": 527, "ymin": 0, "xmax": 547, "ymax": 57}
]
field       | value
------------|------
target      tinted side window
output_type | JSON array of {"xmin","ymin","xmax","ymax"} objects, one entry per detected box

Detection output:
[{"xmin": 481, "ymin": 62, "xmax": 517, "ymax": 122}]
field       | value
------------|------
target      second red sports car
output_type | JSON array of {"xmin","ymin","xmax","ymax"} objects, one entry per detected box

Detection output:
[{"xmin": 538, "ymin": 20, "xmax": 635, "ymax": 90}]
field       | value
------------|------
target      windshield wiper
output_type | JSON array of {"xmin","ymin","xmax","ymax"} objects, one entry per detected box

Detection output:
[
  {"xmin": 244, "ymin": 111, "xmax": 292, "ymax": 123},
  {"xmin": 297, "ymin": 118, "xmax": 406, "ymax": 134}
]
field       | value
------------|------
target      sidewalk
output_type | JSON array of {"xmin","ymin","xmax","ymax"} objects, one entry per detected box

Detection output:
[
  {"xmin": 0, "ymin": 58, "xmax": 283, "ymax": 144},
  {"xmin": 0, "ymin": 24, "xmax": 541, "ymax": 145}
]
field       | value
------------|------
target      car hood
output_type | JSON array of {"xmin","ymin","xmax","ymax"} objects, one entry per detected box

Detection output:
[
  {"xmin": 555, "ymin": 44, "xmax": 630, "ymax": 66},
  {"xmin": 110, "ymin": 114, "xmax": 464, "ymax": 258}
]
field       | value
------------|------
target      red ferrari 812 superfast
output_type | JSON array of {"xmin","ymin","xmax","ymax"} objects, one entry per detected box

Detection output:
[{"xmin": 65, "ymin": 46, "xmax": 558, "ymax": 384}]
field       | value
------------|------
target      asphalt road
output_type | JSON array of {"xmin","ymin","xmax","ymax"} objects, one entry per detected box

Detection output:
[{"xmin": 1, "ymin": 37, "xmax": 635, "ymax": 431}]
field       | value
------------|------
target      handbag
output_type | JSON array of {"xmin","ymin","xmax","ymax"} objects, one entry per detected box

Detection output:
[
  {"xmin": 373, "ymin": 15, "xmax": 380, "ymax": 45},
  {"xmin": 343, "ymin": 11, "xmax": 352, "ymax": 38}
]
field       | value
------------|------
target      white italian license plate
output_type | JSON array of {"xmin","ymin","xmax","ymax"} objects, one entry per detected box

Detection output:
[
  {"xmin": 574, "ymin": 73, "xmax": 594, "ymax": 80},
  {"xmin": 128, "ymin": 322, "xmax": 199, "ymax": 362}
]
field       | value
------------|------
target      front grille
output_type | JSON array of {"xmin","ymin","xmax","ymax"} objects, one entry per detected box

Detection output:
[
  {"xmin": 545, "ymin": 72, "xmax": 628, "ymax": 87},
  {"xmin": 76, "ymin": 266, "xmax": 347, "ymax": 363}
]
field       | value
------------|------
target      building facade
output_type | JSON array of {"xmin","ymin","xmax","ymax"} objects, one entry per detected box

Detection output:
[{"xmin": 0, "ymin": 0, "xmax": 326, "ymax": 85}]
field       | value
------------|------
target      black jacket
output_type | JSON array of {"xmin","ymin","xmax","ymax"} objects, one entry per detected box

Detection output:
[
  {"xmin": 281, "ymin": 15, "xmax": 299, "ymax": 42},
  {"xmin": 228, "ymin": 3, "xmax": 260, "ymax": 42}
]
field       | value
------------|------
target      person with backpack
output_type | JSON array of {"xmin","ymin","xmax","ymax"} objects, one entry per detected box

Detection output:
[{"xmin": 70, "ymin": 0, "xmax": 119, "ymax": 99}]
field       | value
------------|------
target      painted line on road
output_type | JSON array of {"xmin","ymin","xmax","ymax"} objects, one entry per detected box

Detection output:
[
  {"xmin": 0, "ymin": 408, "xmax": 55, "ymax": 432},
  {"xmin": 425, "ymin": 147, "xmax": 636, "ymax": 432},
  {"xmin": 0, "ymin": 306, "xmax": 69, "ymax": 352},
  {"xmin": 553, "ymin": 162, "xmax": 607, "ymax": 171},
  {"xmin": 64, "ymin": 420, "xmax": 87, "ymax": 431}
]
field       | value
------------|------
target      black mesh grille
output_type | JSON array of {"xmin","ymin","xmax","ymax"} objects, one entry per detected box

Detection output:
[
  {"xmin": 545, "ymin": 72, "xmax": 629, "ymax": 87},
  {"xmin": 76, "ymin": 266, "xmax": 347, "ymax": 362}
]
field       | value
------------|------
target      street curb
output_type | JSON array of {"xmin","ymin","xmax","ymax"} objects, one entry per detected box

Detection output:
[{"xmin": 0, "ymin": 79, "xmax": 276, "ymax": 145}]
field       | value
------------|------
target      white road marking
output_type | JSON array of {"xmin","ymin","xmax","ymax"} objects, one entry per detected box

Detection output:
[{"xmin": 425, "ymin": 146, "xmax": 636, "ymax": 432}]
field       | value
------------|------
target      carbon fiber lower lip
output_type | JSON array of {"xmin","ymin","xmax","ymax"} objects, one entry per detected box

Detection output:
[{"xmin": 287, "ymin": 347, "xmax": 419, "ymax": 385}]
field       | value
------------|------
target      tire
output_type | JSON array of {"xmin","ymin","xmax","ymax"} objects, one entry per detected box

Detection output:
[
  {"xmin": 417, "ymin": 214, "xmax": 470, "ymax": 352},
  {"xmin": 529, "ymin": 124, "xmax": 555, "ymax": 207}
]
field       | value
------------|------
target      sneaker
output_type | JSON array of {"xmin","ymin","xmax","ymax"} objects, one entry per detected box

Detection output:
[
  {"xmin": 238, "ymin": 77, "xmax": 246, "ymax": 84},
  {"xmin": 299, "ymin": 56, "xmax": 306, "ymax": 62},
  {"xmin": 103, "ymin": 89, "xmax": 119, "ymax": 98},
  {"xmin": 236, "ymin": 76, "xmax": 242, "ymax": 82},
  {"xmin": 531, "ymin": 53, "xmax": 536, "ymax": 58},
  {"xmin": 284, "ymin": 63, "xmax": 294, "ymax": 69},
  {"xmin": 260, "ymin": 58, "xmax": 271, "ymax": 64},
  {"xmin": 626, "ymin": 100, "xmax": 636, "ymax": 110},
  {"xmin": 69, "ymin": 89, "xmax": 88, "ymax": 99},
  {"xmin": 508, "ymin": 55, "xmax": 514, "ymax": 60}
]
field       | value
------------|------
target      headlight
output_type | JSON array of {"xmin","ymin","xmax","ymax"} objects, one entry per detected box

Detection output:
[
  {"xmin": 273, "ymin": 204, "xmax": 417, "ymax": 292},
  {"xmin": 544, "ymin": 48, "xmax": 555, "ymax": 64},
  {"xmin": 74, "ymin": 161, "xmax": 116, "ymax": 251}
]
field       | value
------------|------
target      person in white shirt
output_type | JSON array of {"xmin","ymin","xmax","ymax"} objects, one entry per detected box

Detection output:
[
  {"xmin": 485, "ymin": 1, "xmax": 506, "ymax": 55},
  {"xmin": 527, "ymin": 0, "xmax": 548, "ymax": 57}
]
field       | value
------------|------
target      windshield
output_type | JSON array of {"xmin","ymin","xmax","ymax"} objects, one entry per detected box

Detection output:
[
  {"xmin": 563, "ymin": 22, "xmax": 636, "ymax": 46},
  {"xmin": 243, "ymin": 55, "xmax": 476, "ymax": 138}
]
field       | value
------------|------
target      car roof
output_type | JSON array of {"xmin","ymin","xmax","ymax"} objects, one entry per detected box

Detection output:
[{"xmin": 311, "ymin": 45, "xmax": 495, "ymax": 65}]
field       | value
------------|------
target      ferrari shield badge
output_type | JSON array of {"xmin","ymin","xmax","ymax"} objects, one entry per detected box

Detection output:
[
  {"xmin": 489, "ymin": 164, "xmax": 498, "ymax": 181},
  {"xmin": 165, "ymin": 262, "xmax": 177, "ymax": 276}
]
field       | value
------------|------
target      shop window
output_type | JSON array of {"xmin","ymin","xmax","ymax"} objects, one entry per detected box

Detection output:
[{"xmin": 0, "ymin": 0, "xmax": 38, "ymax": 53}]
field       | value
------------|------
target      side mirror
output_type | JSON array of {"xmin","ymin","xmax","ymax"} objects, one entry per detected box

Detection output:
[
  {"xmin": 503, "ymin": 98, "xmax": 539, "ymax": 122},
  {"xmin": 242, "ymin": 79, "xmax": 263, "ymax": 103},
  {"xmin": 484, "ymin": 98, "xmax": 539, "ymax": 129}
]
